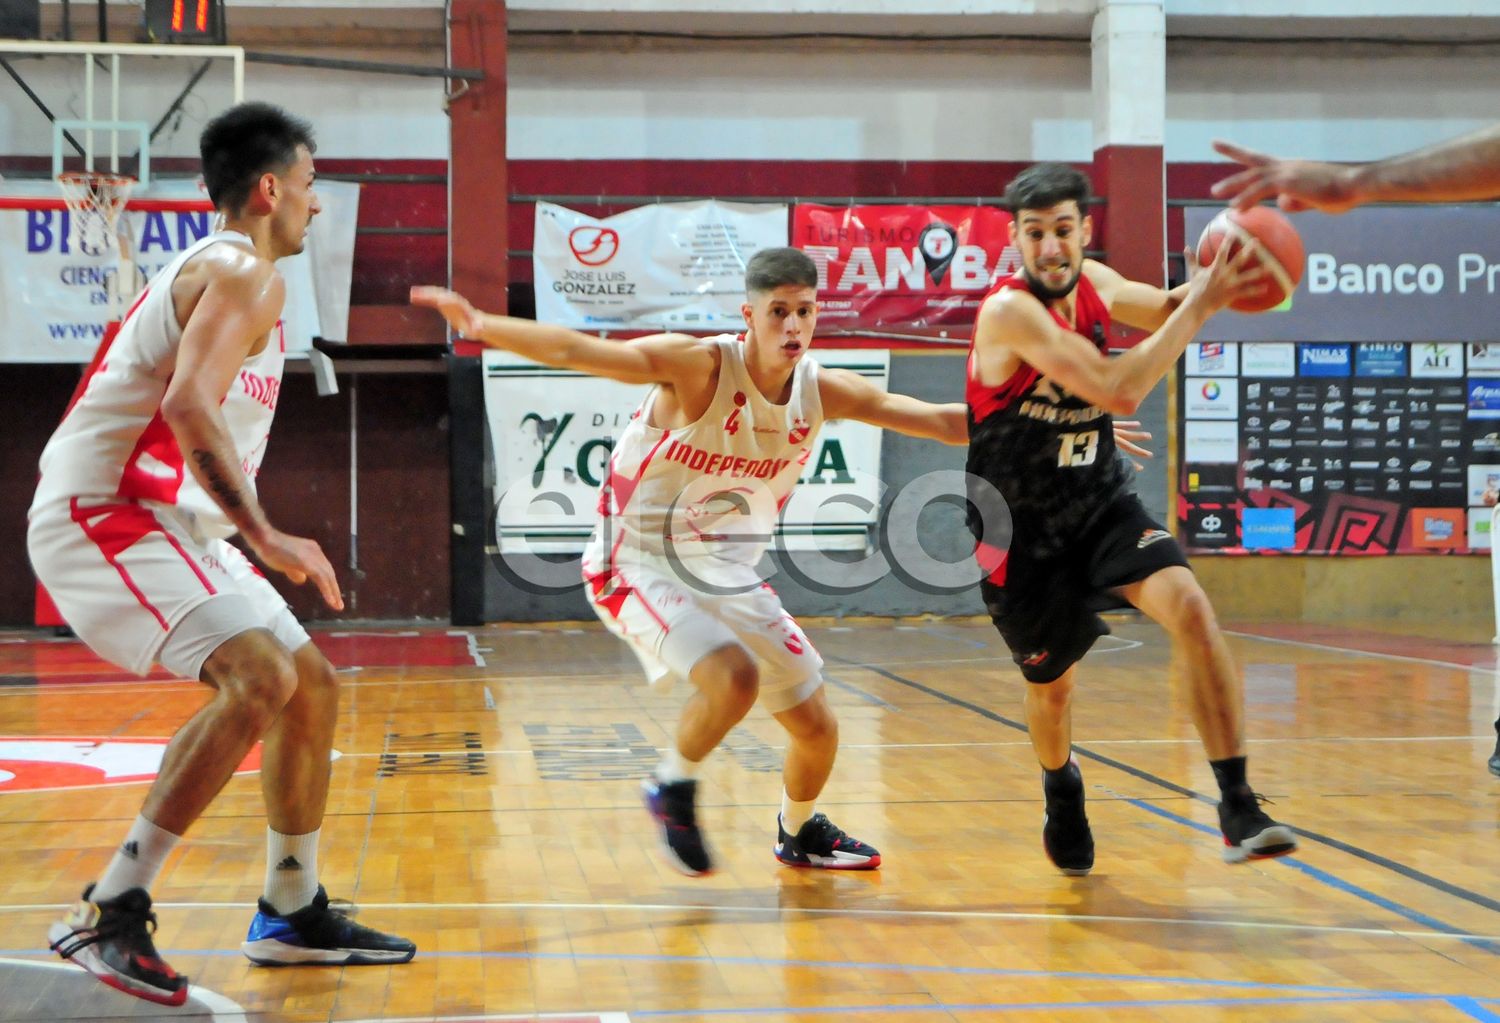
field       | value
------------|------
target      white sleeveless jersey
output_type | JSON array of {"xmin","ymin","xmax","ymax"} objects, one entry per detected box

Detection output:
[
  {"xmin": 583, "ymin": 335, "xmax": 823, "ymax": 578},
  {"xmin": 30, "ymin": 230, "xmax": 286, "ymax": 540}
]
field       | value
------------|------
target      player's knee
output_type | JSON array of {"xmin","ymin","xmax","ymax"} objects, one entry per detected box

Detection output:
[
  {"xmin": 297, "ymin": 654, "xmax": 339, "ymax": 699},
  {"xmin": 1173, "ymin": 588, "xmax": 1220, "ymax": 643},
  {"xmin": 210, "ymin": 642, "xmax": 298, "ymax": 724},
  {"xmin": 695, "ymin": 644, "xmax": 759, "ymax": 713},
  {"xmin": 1028, "ymin": 672, "xmax": 1074, "ymax": 705}
]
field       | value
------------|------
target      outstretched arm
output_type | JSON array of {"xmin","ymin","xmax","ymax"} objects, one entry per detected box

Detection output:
[
  {"xmin": 1211, "ymin": 126, "xmax": 1500, "ymax": 212},
  {"xmin": 819, "ymin": 368, "xmax": 968, "ymax": 445},
  {"xmin": 410, "ymin": 286, "xmax": 714, "ymax": 387}
]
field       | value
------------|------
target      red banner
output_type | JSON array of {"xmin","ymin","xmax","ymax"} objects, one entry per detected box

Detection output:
[{"xmin": 793, "ymin": 204, "xmax": 1018, "ymax": 335}]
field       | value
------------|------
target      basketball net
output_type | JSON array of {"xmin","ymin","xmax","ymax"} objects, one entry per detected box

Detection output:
[{"xmin": 56, "ymin": 170, "xmax": 140, "ymax": 316}]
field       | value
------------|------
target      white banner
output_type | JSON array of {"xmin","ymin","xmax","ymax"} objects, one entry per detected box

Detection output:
[
  {"xmin": 0, "ymin": 178, "xmax": 359, "ymax": 363},
  {"xmin": 483, "ymin": 347, "xmax": 889, "ymax": 554},
  {"xmin": 533, "ymin": 200, "xmax": 789, "ymax": 330}
]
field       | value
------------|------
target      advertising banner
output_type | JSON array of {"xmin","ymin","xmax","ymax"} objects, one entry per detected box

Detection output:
[
  {"xmin": 1184, "ymin": 206, "xmax": 1500, "ymax": 343},
  {"xmin": 532, "ymin": 200, "xmax": 789, "ymax": 330},
  {"xmin": 0, "ymin": 178, "xmax": 359, "ymax": 363},
  {"xmin": 792, "ymin": 204, "xmax": 1018, "ymax": 333},
  {"xmin": 1179, "ymin": 341, "xmax": 1488, "ymax": 554},
  {"xmin": 483, "ymin": 348, "xmax": 889, "ymax": 554}
]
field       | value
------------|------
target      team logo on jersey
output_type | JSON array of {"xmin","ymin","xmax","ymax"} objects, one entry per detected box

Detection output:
[
  {"xmin": 1137, "ymin": 529, "xmax": 1172, "ymax": 549},
  {"xmin": 0, "ymin": 737, "xmax": 265, "ymax": 794},
  {"xmin": 725, "ymin": 392, "xmax": 747, "ymax": 435},
  {"xmin": 788, "ymin": 417, "xmax": 811, "ymax": 444}
]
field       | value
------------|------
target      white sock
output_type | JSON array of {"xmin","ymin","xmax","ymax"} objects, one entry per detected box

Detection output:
[
  {"xmin": 93, "ymin": 815, "xmax": 180, "ymax": 902},
  {"xmin": 655, "ymin": 749, "xmax": 702, "ymax": 783},
  {"xmin": 780, "ymin": 792, "xmax": 816, "ymax": 835},
  {"xmin": 262, "ymin": 827, "xmax": 321, "ymax": 916}
]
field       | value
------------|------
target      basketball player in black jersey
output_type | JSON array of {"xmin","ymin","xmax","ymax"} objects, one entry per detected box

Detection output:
[{"xmin": 965, "ymin": 162, "xmax": 1297, "ymax": 873}]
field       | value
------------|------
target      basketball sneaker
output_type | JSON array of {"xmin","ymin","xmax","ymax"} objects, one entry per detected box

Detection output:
[
  {"xmin": 774, "ymin": 812, "xmax": 881, "ymax": 869},
  {"xmin": 1042, "ymin": 763, "xmax": 1095, "ymax": 876},
  {"xmin": 1488, "ymin": 746, "xmax": 1499, "ymax": 778},
  {"xmin": 48, "ymin": 884, "xmax": 189, "ymax": 1006},
  {"xmin": 242, "ymin": 886, "xmax": 416, "ymax": 965},
  {"xmin": 1218, "ymin": 787, "xmax": 1297, "ymax": 863},
  {"xmin": 642, "ymin": 777, "xmax": 713, "ymax": 876}
]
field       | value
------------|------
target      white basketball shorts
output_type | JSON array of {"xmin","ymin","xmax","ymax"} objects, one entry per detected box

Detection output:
[
  {"xmin": 27, "ymin": 497, "xmax": 310, "ymax": 679},
  {"xmin": 583, "ymin": 553, "xmax": 823, "ymax": 714}
]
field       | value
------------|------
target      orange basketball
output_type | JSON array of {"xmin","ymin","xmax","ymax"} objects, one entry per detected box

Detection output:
[{"xmin": 1195, "ymin": 206, "xmax": 1305, "ymax": 313}]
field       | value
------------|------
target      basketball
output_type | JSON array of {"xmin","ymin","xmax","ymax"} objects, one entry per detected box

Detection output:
[{"xmin": 1195, "ymin": 206, "xmax": 1305, "ymax": 312}]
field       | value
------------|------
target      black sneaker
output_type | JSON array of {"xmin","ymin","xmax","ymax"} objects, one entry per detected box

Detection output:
[
  {"xmin": 1042, "ymin": 763, "xmax": 1095, "ymax": 877},
  {"xmin": 774, "ymin": 812, "xmax": 881, "ymax": 869},
  {"xmin": 642, "ymin": 777, "xmax": 713, "ymax": 876},
  {"xmin": 48, "ymin": 884, "xmax": 189, "ymax": 1006},
  {"xmin": 242, "ymin": 886, "xmax": 416, "ymax": 966},
  {"xmin": 1219, "ymin": 788, "xmax": 1297, "ymax": 863},
  {"xmin": 1488, "ymin": 746, "xmax": 1499, "ymax": 778}
]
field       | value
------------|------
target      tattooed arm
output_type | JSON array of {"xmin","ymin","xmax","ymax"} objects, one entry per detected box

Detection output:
[{"xmin": 162, "ymin": 246, "xmax": 343, "ymax": 609}]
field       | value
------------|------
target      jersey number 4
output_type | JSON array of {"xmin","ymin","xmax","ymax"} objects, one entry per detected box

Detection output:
[{"xmin": 1057, "ymin": 429, "xmax": 1099, "ymax": 467}]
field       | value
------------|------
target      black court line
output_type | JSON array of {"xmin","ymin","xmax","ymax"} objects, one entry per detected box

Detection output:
[{"xmin": 831, "ymin": 654, "xmax": 1500, "ymax": 920}]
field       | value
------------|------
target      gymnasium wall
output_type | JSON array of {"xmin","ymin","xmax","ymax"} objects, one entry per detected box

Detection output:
[{"xmin": 3, "ymin": 32, "xmax": 1498, "ymax": 625}]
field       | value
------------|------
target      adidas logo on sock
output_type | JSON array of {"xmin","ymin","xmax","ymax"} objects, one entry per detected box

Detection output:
[
  {"xmin": 275, "ymin": 855, "xmax": 303, "ymax": 871},
  {"xmin": 120, "ymin": 840, "xmax": 140, "ymax": 859}
]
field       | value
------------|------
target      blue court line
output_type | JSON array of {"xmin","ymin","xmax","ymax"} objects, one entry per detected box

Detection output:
[
  {"xmin": 10, "ymin": 947, "xmax": 1488, "ymax": 1004},
  {"xmin": 833, "ymin": 654, "xmax": 1500, "ymax": 933},
  {"xmin": 1450, "ymin": 997, "xmax": 1500, "ymax": 1022},
  {"xmin": 628, "ymin": 992, "xmax": 1449, "ymax": 1017},
  {"xmin": 1124, "ymin": 797, "xmax": 1496, "ymax": 951}
]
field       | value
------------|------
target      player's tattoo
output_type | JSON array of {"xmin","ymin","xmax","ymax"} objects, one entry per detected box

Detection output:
[{"xmin": 190, "ymin": 449, "xmax": 245, "ymax": 509}]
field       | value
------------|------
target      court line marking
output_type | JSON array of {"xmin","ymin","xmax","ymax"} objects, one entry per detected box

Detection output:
[
  {"xmin": 831, "ymin": 653, "xmax": 1500, "ymax": 936},
  {"xmin": 1223, "ymin": 629, "xmax": 1499, "ymax": 673},
  {"xmin": 1127, "ymin": 798, "xmax": 1496, "ymax": 949},
  {"xmin": 627, "ymin": 994, "xmax": 1496, "ymax": 1018},
  {"xmin": 0, "ymin": 955, "xmax": 248, "ymax": 1019},
  {"xmin": 1, "ymin": 900, "xmax": 1495, "ymax": 944}
]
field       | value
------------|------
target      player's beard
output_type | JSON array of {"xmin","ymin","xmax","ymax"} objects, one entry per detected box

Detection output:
[{"xmin": 1023, "ymin": 262, "xmax": 1081, "ymax": 302}]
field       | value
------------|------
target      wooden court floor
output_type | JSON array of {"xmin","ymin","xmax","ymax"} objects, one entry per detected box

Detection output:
[{"xmin": 0, "ymin": 615, "xmax": 1497, "ymax": 1022}]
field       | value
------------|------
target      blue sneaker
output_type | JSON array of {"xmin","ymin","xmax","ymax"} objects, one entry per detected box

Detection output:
[{"xmin": 242, "ymin": 886, "xmax": 415, "ymax": 966}]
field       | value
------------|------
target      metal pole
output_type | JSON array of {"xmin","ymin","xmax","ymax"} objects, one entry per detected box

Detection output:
[{"xmin": 349, "ymin": 376, "xmax": 360, "ymax": 575}]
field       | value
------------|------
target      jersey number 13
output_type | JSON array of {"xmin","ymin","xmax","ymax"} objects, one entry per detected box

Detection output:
[{"xmin": 1057, "ymin": 429, "xmax": 1099, "ymax": 467}]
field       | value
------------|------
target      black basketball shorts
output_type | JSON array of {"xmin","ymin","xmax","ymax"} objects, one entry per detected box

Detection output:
[{"xmin": 978, "ymin": 494, "xmax": 1190, "ymax": 683}]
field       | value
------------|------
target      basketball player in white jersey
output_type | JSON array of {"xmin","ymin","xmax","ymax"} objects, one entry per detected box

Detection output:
[
  {"xmin": 413, "ymin": 249, "xmax": 1152, "ymax": 876},
  {"xmin": 28, "ymin": 103, "xmax": 413, "ymax": 1006}
]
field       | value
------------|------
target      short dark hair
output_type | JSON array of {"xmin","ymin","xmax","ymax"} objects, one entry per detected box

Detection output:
[
  {"xmin": 200, "ymin": 102, "xmax": 316, "ymax": 214},
  {"xmin": 745, "ymin": 246, "xmax": 819, "ymax": 294},
  {"xmin": 1003, "ymin": 162, "xmax": 1092, "ymax": 217}
]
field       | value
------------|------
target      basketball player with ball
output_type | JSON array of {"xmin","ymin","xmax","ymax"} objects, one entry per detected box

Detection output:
[{"xmin": 965, "ymin": 162, "xmax": 1300, "ymax": 874}]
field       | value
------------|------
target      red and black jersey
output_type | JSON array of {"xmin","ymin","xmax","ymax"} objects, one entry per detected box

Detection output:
[{"xmin": 965, "ymin": 271, "xmax": 1133, "ymax": 566}]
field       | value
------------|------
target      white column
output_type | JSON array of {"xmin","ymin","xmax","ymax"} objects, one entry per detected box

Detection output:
[{"xmin": 1091, "ymin": 0, "xmax": 1165, "ymax": 150}]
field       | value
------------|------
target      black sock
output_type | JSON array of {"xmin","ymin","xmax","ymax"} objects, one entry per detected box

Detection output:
[
  {"xmin": 1210, "ymin": 756, "xmax": 1249, "ymax": 800},
  {"xmin": 1043, "ymin": 758, "xmax": 1082, "ymax": 800}
]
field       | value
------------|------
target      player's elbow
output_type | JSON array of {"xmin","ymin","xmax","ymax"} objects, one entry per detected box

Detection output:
[{"xmin": 1102, "ymin": 392, "xmax": 1140, "ymax": 417}]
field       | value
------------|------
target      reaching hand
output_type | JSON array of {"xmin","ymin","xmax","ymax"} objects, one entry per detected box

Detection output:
[
  {"xmin": 249, "ymin": 528, "xmax": 344, "ymax": 611},
  {"xmin": 1112, "ymin": 420, "xmax": 1153, "ymax": 472},
  {"xmin": 410, "ymin": 285, "xmax": 485, "ymax": 337},
  {"xmin": 1210, "ymin": 140, "xmax": 1362, "ymax": 214},
  {"xmin": 1183, "ymin": 235, "xmax": 1268, "ymax": 314}
]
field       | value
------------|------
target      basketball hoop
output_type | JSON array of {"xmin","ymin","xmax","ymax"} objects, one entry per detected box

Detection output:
[{"xmin": 56, "ymin": 170, "xmax": 135, "ymax": 255}]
